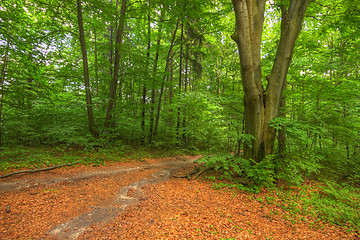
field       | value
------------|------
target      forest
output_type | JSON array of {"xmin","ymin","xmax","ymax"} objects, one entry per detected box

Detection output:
[{"xmin": 0, "ymin": 0, "xmax": 359, "ymax": 236}]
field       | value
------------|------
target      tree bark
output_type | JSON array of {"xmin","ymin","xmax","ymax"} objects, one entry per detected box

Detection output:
[
  {"xmin": 231, "ymin": 0, "xmax": 310, "ymax": 161},
  {"xmin": 104, "ymin": 0, "xmax": 127, "ymax": 130},
  {"xmin": 76, "ymin": 0, "xmax": 98, "ymax": 138}
]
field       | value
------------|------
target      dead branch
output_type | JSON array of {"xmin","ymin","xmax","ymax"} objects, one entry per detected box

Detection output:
[
  {"xmin": 192, "ymin": 166, "xmax": 212, "ymax": 179},
  {"xmin": 0, "ymin": 160, "xmax": 83, "ymax": 179},
  {"xmin": 172, "ymin": 166, "xmax": 213, "ymax": 180}
]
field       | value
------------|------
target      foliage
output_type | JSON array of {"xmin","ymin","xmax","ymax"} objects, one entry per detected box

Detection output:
[
  {"xmin": 275, "ymin": 153, "xmax": 323, "ymax": 186},
  {"xmin": 202, "ymin": 154, "xmax": 359, "ymax": 231},
  {"xmin": 200, "ymin": 154, "xmax": 275, "ymax": 192},
  {"xmin": 273, "ymin": 181, "xmax": 360, "ymax": 232},
  {"xmin": 304, "ymin": 181, "xmax": 360, "ymax": 230}
]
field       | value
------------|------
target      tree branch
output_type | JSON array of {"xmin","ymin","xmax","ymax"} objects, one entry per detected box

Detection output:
[{"xmin": 0, "ymin": 160, "xmax": 82, "ymax": 179}]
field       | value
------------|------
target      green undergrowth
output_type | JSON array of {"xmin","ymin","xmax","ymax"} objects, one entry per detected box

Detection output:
[
  {"xmin": 199, "ymin": 154, "xmax": 360, "ymax": 232},
  {"xmin": 0, "ymin": 145, "xmax": 199, "ymax": 172}
]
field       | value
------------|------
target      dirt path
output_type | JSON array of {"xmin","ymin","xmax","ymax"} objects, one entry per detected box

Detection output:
[
  {"xmin": 0, "ymin": 157, "xmax": 194, "ymax": 194},
  {"xmin": 0, "ymin": 156, "xmax": 200, "ymax": 239},
  {"xmin": 0, "ymin": 155, "xmax": 357, "ymax": 239},
  {"xmin": 48, "ymin": 157, "xmax": 197, "ymax": 239}
]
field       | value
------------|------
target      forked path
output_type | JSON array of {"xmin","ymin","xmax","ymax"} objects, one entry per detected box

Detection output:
[{"xmin": 0, "ymin": 156, "xmax": 201, "ymax": 240}]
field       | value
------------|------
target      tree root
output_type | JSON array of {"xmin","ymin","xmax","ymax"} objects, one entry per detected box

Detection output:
[{"xmin": 0, "ymin": 160, "xmax": 82, "ymax": 179}]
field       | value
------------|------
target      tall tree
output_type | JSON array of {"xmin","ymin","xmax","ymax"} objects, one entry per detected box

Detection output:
[
  {"xmin": 176, "ymin": 23, "xmax": 185, "ymax": 143},
  {"xmin": 231, "ymin": 0, "xmax": 310, "ymax": 161},
  {"xmin": 76, "ymin": 0, "xmax": 98, "ymax": 138},
  {"xmin": 154, "ymin": 20, "xmax": 180, "ymax": 137},
  {"xmin": 141, "ymin": 8, "xmax": 151, "ymax": 144},
  {"xmin": 104, "ymin": 0, "xmax": 128, "ymax": 129}
]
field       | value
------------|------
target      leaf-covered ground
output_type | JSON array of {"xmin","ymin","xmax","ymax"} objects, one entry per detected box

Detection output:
[{"xmin": 0, "ymin": 156, "xmax": 357, "ymax": 239}]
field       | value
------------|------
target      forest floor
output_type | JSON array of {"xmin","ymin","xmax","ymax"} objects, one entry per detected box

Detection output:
[{"xmin": 0, "ymin": 155, "xmax": 358, "ymax": 240}]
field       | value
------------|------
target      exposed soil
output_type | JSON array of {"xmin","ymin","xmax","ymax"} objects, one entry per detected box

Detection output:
[{"xmin": 0, "ymin": 155, "xmax": 357, "ymax": 240}]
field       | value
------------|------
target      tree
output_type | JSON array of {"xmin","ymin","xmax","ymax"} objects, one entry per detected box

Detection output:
[
  {"xmin": 76, "ymin": 0, "xmax": 98, "ymax": 138},
  {"xmin": 104, "ymin": 0, "xmax": 128, "ymax": 130},
  {"xmin": 231, "ymin": 0, "xmax": 310, "ymax": 161}
]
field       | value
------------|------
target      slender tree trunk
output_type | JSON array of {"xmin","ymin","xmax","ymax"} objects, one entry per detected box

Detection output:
[
  {"xmin": 109, "ymin": 0, "xmax": 120, "ymax": 77},
  {"xmin": 154, "ymin": 20, "xmax": 179, "ymax": 137},
  {"xmin": 148, "ymin": 10, "xmax": 165, "ymax": 143},
  {"xmin": 0, "ymin": 38, "xmax": 10, "ymax": 146},
  {"xmin": 182, "ymin": 43, "xmax": 189, "ymax": 142},
  {"xmin": 216, "ymin": 56, "xmax": 221, "ymax": 97},
  {"xmin": 231, "ymin": 0, "xmax": 310, "ymax": 161},
  {"xmin": 141, "ymin": 11, "xmax": 151, "ymax": 144},
  {"xmin": 94, "ymin": 31, "xmax": 100, "ymax": 109},
  {"xmin": 184, "ymin": 45, "xmax": 189, "ymax": 93},
  {"xmin": 94, "ymin": 31, "xmax": 99, "ymax": 90},
  {"xmin": 188, "ymin": 63, "xmax": 192, "ymax": 92},
  {"xmin": 169, "ymin": 47, "xmax": 174, "ymax": 105},
  {"xmin": 148, "ymin": 42, "xmax": 161, "ymax": 141},
  {"xmin": 104, "ymin": 0, "xmax": 127, "ymax": 130},
  {"xmin": 149, "ymin": 84, "xmax": 155, "ymax": 142},
  {"xmin": 76, "ymin": 0, "xmax": 98, "ymax": 138},
  {"xmin": 176, "ymin": 23, "xmax": 184, "ymax": 143}
]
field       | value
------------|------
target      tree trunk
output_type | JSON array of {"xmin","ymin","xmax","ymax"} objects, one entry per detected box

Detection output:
[
  {"xmin": 94, "ymin": 31, "xmax": 99, "ymax": 94},
  {"xmin": 154, "ymin": 20, "xmax": 180, "ymax": 137},
  {"xmin": 104, "ymin": 0, "xmax": 127, "ymax": 130},
  {"xmin": 182, "ymin": 43, "xmax": 189, "ymax": 143},
  {"xmin": 176, "ymin": 23, "xmax": 184, "ymax": 143},
  {"xmin": 0, "ymin": 38, "xmax": 10, "ymax": 146},
  {"xmin": 76, "ymin": 0, "xmax": 98, "ymax": 138},
  {"xmin": 142, "ymin": 11, "xmax": 151, "ymax": 144},
  {"xmin": 277, "ymin": 80, "xmax": 287, "ymax": 157},
  {"xmin": 169, "ymin": 46, "xmax": 174, "ymax": 105},
  {"xmin": 148, "ymin": 9, "xmax": 165, "ymax": 143},
  {"xmin": 231, "ymin": 0, "xmax": 310, "ymax": 161}
]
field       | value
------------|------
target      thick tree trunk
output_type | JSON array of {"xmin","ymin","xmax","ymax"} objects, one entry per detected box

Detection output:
[
  {"xmin": 76, "ymin": 0, "xmax": 98, "ymax": 138},
  {"xmin": 231, "ymin": 0, "xmax": 309, "ymax": 161},
  {"xmin": 104, "ymin": 0, "xmax": 127, "ymax": 130}
]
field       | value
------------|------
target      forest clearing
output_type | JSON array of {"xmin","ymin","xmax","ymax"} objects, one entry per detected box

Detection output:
[{"xmin": 0, "ymin": 0, "xmax": 359, "ymax": 239}]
